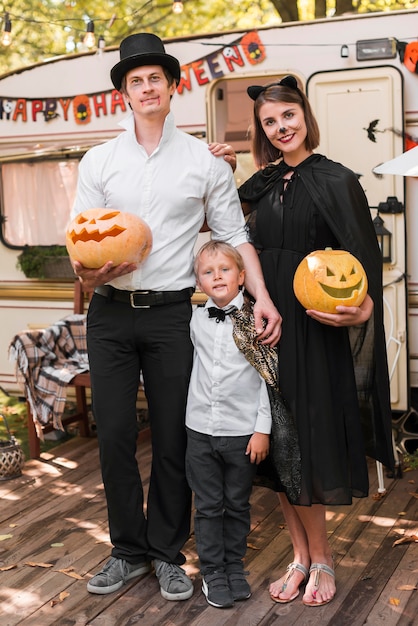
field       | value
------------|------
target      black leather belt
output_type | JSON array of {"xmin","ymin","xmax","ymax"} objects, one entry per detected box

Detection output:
[{"xmin": 94, "ymin": 285, "xmax": 194, "ymax": 308}]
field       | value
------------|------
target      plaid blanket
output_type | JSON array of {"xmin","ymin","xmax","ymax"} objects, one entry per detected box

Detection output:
[{"xmin": 9, "ymin": 314, "xmax": 89, "ymax": 436}]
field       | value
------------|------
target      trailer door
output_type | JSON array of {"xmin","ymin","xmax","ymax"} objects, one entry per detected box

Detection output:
[
  {"xmin": 207, "ymin": 67, "xmax": 407, "ymax": 412},
  {"xmin": 308, "ymin": 67, "xmax": 407, "ymax": 412}
]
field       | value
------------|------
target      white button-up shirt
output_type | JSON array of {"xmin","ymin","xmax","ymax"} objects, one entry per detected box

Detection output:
[
  {"xmin": 72, "ymin": 112, "xmax": 248, "ymax": 291},
  {"xmin": 186, "ymin": 292, "xmax": 272, "ymax": 437}
]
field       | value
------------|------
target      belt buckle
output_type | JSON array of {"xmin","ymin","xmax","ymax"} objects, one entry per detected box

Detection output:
[{"xmin": 130, "ymin": 291, "xmax": 151, "ymax": 309}]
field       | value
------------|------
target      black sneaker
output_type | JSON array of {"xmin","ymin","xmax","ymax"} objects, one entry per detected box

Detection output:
[
  {"xmin": 87, "ymin": 557, "xmax": 150, "ymax": 594},
  {"xmin": 228, "ymin": 570, "xmax": 251, "ymax": 601},
  {"xmin": 202, "ymin": 570, "xmax": 234, "ymax": 608}
]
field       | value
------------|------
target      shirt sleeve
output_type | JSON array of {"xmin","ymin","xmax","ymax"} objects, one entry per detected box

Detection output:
[
  {"xmin": 254, "ymin": 378, "xmax": 272, "ymax": 434},
  {"xmin": 71, "ymin": 149, "xmax": 106, "ymax": 219},
  {"xmin": 204, "ymin": 156, "xmax": 249, "ymax": 248}
]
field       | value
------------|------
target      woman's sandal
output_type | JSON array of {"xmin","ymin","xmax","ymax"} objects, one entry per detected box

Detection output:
[
  {"xmin": 302, "ymin": 563, "xmax": 335, "ymax": 607},
  {"xmin": 270, "ymin": 562, "xmax": 309, "ymax": 604}
]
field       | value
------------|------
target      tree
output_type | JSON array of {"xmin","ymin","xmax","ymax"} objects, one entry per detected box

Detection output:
[
  {"xmin": 0, "ymin": 0, "xmax": 280, "ymax": 75},
  {"xmin": 270, "ymin": 0, "xmax": 299, "ymax": 22},
  {"xmin": 0, "ymin": 1, "xmax": 413, "ymax": 75}
]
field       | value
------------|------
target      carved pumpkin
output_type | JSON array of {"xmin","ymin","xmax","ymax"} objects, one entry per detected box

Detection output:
[
  {"xmin": 66, "ymin": 208, "xmax": 152, "ymax": 269},
  {"xmin": 293, "ymin": 248, "xmax": 368, "ymax": 313}
]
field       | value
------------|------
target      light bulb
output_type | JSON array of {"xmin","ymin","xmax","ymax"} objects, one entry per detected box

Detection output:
[
  {"xmin": 83, "ymin": 20, "xmax": 95, "ymax": 49},
  {"xmin": 172, "ymin": 1, "xmax": 184, "ymax": 14},
  {"xmin": 1, "ymin": 13, "xmax": 12, "ymax": 47}
]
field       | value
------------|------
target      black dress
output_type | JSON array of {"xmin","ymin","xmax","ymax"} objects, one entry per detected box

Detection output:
[{"xmin": 239, "ymin": 154, "xmax": 394, "ymax": 506}]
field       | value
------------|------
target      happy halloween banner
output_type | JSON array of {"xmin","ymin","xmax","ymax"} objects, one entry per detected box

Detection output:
[{"xmin": 0, "ymin": 31, "xmax": 266, "ymax": 126}]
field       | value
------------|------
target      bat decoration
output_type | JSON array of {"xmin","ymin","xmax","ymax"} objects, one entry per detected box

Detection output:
[
  {"xmin": 364, "ymin": 122, "xmax": 418, "ymax": 148},
  {"xmin": 363, "ymin": 119, "xmax": 383, "ymax": 143}
]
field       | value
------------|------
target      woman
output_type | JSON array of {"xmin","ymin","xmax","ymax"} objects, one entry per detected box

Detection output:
[{"xmin": 238, "ymin": 76, "xmax": 394, "ymax": 607}]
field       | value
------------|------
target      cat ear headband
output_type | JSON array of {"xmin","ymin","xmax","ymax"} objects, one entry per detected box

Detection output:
[{"xmin": 247, "ymin": 75, "xmax": 298, "ymax": 101}]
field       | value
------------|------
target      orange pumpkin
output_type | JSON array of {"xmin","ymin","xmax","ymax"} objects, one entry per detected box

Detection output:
[
  {"xmin": 293, "ymin": 248, "xmax": 368, "ymax": 313},
  {"xmin": 66, "ymin": 208, "xmax": 152, "ymax": 269}
]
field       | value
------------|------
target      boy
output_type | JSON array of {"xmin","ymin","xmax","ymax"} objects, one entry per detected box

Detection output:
[{"xmin": 185, "ymin": 241, "xmax": 272, "ymax": 608}]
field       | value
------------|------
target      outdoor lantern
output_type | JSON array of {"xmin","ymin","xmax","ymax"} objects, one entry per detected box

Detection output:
[{"xmin": 373, "ymin": 213, "xmax": 392, "ymax": 263}]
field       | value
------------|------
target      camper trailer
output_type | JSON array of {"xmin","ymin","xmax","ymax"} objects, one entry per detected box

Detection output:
[{"xmin": 0, "ymin": 10, "xmax": 417, "ymax": 433}]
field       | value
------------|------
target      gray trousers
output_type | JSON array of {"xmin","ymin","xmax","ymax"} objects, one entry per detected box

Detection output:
[{"xmin": 186, "ymin": 427, "xmax": 256, "ymax": 576}]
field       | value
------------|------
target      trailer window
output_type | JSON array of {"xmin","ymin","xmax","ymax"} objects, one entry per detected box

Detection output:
[
  {"xmin": 206, "ymin": 73, "xmax": 304, "ymax": 188},
  {"xmin": 0, "ymin": 160, "xmax": 79, "ymax": 247}
]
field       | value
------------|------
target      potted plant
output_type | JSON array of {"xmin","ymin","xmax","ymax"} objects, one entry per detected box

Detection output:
[{"xmin": 16, "ymin": 245, "xmax": 74, "ymax": 279}]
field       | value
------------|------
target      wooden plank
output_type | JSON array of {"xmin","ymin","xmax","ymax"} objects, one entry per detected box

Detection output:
[
  {"xmin": 1, "ymin": 434, "xmax": 417, "ymax": 626},
  {"xmin": 314, "ymin": 481, "xmax": 418, "ymax": 626},
  {"xmin": 363, "ymin": 490, "xmax": 418, "ymax": 626}
]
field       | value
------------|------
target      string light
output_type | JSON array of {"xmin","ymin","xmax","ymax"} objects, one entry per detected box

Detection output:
[
  {"xmin": 83, "ymin": 20, "xmax": 96, "ymax": 49},
  {"xmin": 0, "ymin": 3, "xmax": 188, "ymax": 53},
  {"xmin": 97, "ymin": 34, "xmax": 106, "ymax": 56},
  {"xmin": 1, "ymin": 12, "xmax": 12, "ymax": 47},
  {"xmin": 172, "ymin": 1, "xmax": 184, "ymax": 14}
]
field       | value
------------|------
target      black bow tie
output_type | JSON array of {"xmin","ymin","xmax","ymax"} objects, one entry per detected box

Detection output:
[{"xmin": 207, "ymin": 305, "xmax": 237, "ymax": 323}]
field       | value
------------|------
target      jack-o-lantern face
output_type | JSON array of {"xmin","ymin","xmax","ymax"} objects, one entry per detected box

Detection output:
[
  {"xmin": 404, "ymin": 41, "xmax": 418, "ymax": 74},
  {"xmin": 293, "ymin": 248, "xmax": 368, "ymax": 313},
  {"xmin": 66, "ymin": 208, "xmax": 152, "ymax": 269}
]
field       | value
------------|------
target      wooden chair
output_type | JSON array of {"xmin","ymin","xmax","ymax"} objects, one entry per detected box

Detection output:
[{"xmin": 27, "ymin": 280, "xmax": 92, "ymax": 458}]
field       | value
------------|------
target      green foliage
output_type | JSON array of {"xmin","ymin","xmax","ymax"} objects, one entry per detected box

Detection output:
[
  {"xmin": 0, "ymin": 2, "xmax": 414, "ymax": 82},
  {"xmin": 403, "ymin": 449, "xmax": 418, "ymax": 470},
  {"xmin": 0, "ymin": 0, "xmax": 281, "ymax": 76},
  {"xmin": 0, "ymin": 390, "xmax": 71, "ymax": 460},
  {"xmin": 0, "ymin": 391, "xmax": 27, "ymax": 456},
  {"xmin": 16, "ymin": 245, "xmax": 69, "ymax": 278}
]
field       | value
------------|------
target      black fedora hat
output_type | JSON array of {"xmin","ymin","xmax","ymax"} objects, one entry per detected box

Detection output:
[{"xmin": 111, "ymin": 33, "xmax": 181, "ymax": 91}]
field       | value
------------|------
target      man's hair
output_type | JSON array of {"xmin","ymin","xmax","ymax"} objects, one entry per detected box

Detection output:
[
  {"xmin": 119, "ymin": 66, "xmax": 175, "ymax": 94},
  {"xmin": 194, "ymin": 240, "xmax": 245, "ymax": 276},
  {"xmin": 251, "ymin": 82, "xmax": 320, "ymax": 169}
]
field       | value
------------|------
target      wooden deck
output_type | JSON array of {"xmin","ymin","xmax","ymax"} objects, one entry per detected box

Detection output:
[{"xmin": 0, "ymin": 432, "xmax": 417, "ymax": 626}]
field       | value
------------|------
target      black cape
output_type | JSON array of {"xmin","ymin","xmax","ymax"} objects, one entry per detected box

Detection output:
[{"xmin": 239, "ymin": 154, "xmax": 395, "ymax": 472}]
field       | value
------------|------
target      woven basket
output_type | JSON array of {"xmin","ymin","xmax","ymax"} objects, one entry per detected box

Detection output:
[{"xmin": 0, "ymin": 415, "xmax": 25, "ymax": 481}]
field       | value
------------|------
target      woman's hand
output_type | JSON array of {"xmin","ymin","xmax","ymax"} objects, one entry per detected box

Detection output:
[
  {"xmin": 306, "ymin": 294, "xmax": 374, "ymax": 327},
  {"xmin": 72, "ymin": 259, "xmax": 137, "ymax": 291},
  {"xmin": 208, "ymin": 142, "xmax": 237, "ymax": 172}
]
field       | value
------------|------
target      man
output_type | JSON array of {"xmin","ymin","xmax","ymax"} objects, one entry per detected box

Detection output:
[{"xmin": 72, "ymin": 32, "xmax": 280, "ymax": 601}]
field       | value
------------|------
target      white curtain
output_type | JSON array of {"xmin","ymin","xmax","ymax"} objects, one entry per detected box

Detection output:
[{"xmin": 1, "ymin": 160, "xmax": 79, "ymax": 246}]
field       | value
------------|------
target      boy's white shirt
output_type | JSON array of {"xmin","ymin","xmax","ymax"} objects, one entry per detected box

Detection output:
[{"xmin": 185, "ymin": 291, "xmax": 272, "ymax": 437}]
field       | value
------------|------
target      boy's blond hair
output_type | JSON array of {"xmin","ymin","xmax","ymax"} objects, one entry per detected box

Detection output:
[{"xmin": 194, "ymin": 240, "xmax": 245, "ymax": 276}]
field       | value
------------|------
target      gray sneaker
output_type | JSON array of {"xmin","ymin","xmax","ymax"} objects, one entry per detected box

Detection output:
[
  {"xmin": 153, "ymin": 559, "xmax": 193, "ymax": 601},
  {"xmin": 87, "ymin": 557, "xmax": 150, "ymax": 594}
]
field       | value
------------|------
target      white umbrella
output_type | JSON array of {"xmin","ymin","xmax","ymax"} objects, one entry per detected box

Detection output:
[
  {"xmin": 373, "ymin": 143, "xmax": 417, "ymax": 492},
  {"xmin": 373, "ymin": 145, "xmax": 418, "ymax": 176}
]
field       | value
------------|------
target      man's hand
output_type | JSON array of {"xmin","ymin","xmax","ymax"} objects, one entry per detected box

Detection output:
[
  {"xmin": 208, "ymin": 142, "xmax": 237, "ymax": 172},
  {"xmin": 246, "ymin": 432, "xmax": 270, "ymax": 464},
  {"xmin": 236, "ymin": 242, "xmax": 282, "ymax": 347},
  {"xmin": 72, "ymin": 259, "xmax": 137, "ymax": 291},
  {"xmin": 253, "ymin": 296, "xmax": 282, "ymax": 347}
]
